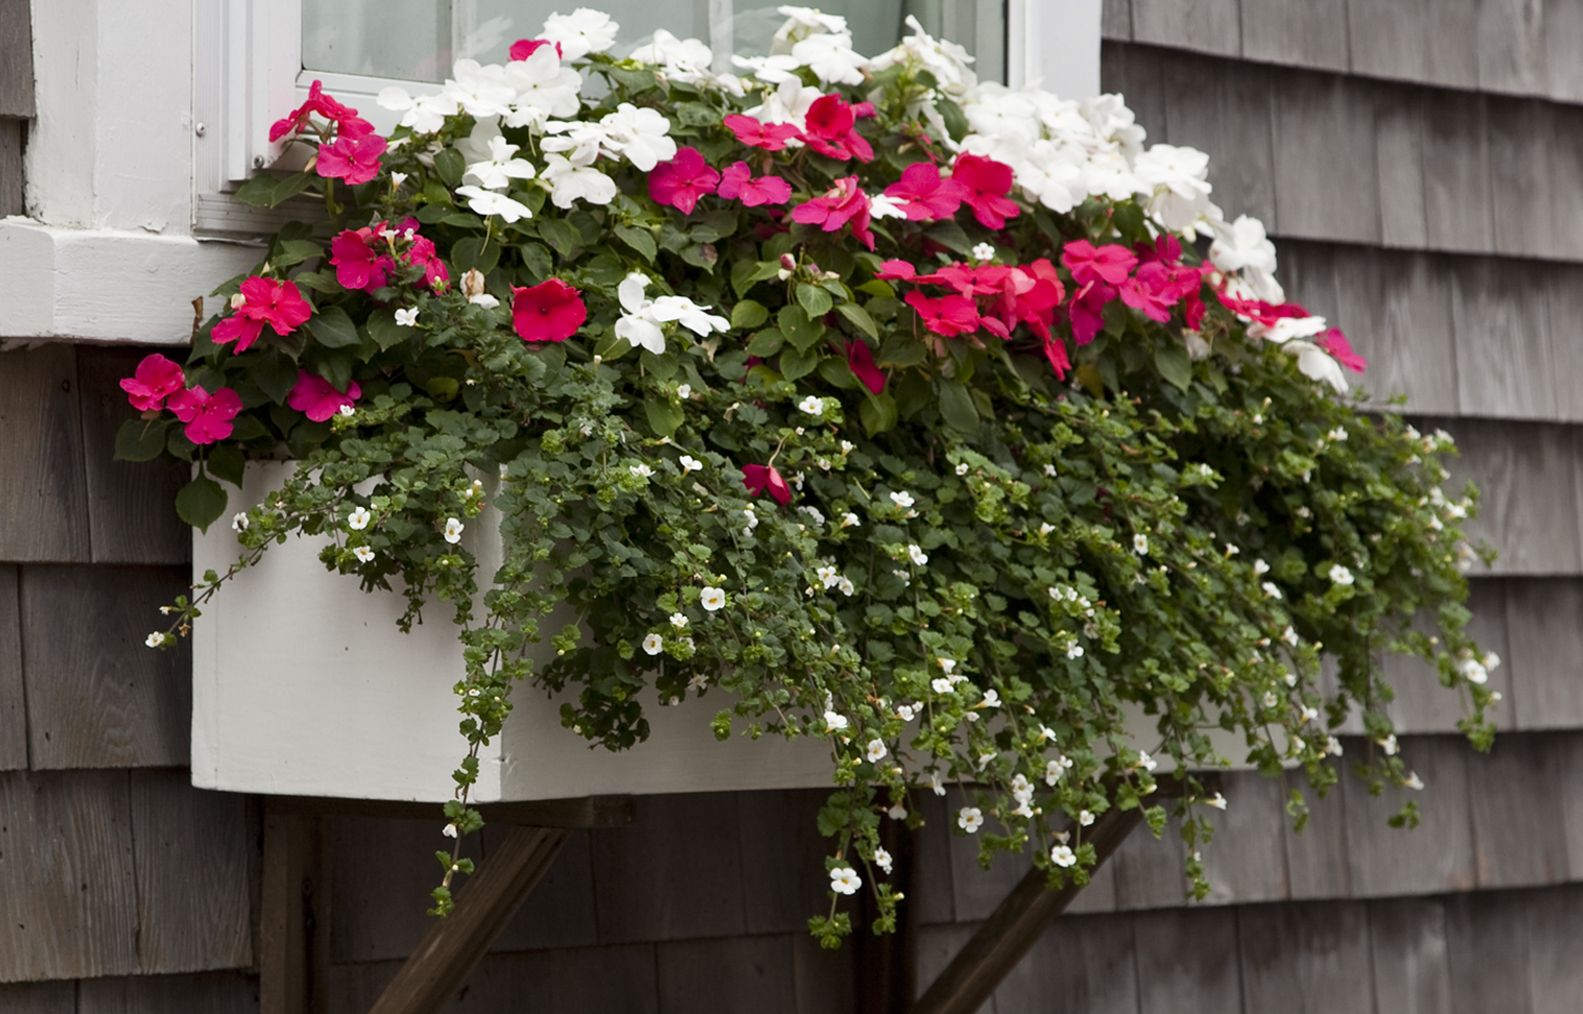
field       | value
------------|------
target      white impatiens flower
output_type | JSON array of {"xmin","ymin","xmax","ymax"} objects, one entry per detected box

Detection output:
[
  {"xmin": 231, "ymin": 512, "xmax": 249, "ymax": 532},
  {"xmin": 376, "ymin": 87, "xmax": 461, "ymax": 134},
  {"xmin": 539, "ymin": 152, "xmax": 618, "ymax": 208},
  {"xmin": 798, "ymin": 395, "xmax": 825, "ymax": 416},
  {"xmin": 1328, "ymin": 564, "xmax": 1355, "ymax": 586},
  {"xmin": 352, "ymin": 545, "xmax": 375, "ymax": 564},
  {"xmin": 1132, "ymin": 143, "xmax": 1213, "ymax": 230},
  {"xmin": 1132, "ymin": 533, "xmax": 1149, "ymax": 555},
  {"xmin": 829, "ymin": 866, "xmax": 862, "ymax": 895},
  {"xmin": 642, "ymin": 633, "xmax": 664, "ymax": 656},
  {"xmin": 443, "ymin": 517, "xmax": 465, "ymax": 544},
  {"xmin": 394, "ymin": 307, "xmax": 419, "ymax": 327},
  {"xmin": 700, "ymin": 586, "xmax": 727, "ymax": 612},
  {"xmin": 788, "ymin": 31, "xmax": 867, "ymax": 85},
  {"xmin": 773, "ymin": 5, "xmax": 849, "ymax": 47},
  {"xmin": 145, "ymin": 631, "xmax": 169, "ymax": 649},
  {"xmin": 455, "ymin": 185, "xmax": 533, "ymax": 223},
  {"xmin": 347, "ymin": 506, "xmax": 372, "ymax": 531},
  {"xmin": 630, "ymin": 30, "xmax": 714, "ymax": 83},
  {"xmin": 823, "ymin": 709, "xmax": 849, "ymax": 733},
  {"xmin": 866, "ymin": 739, "xmax": 888, "ymax": 763},
  {"xmin": 907, "ymin": 544, "xmax": 929, "ymax": 566},
  {"xmin": 1210, "ymin": 214, "xmax": 1283, "ymax": 303},
  {"xmin": 614, "ymin": 273, "xmax": 730, "ymax": 355},
  {"xmin": 1050, "ymin": 844, "xmax": 1077, "ymax": 868},
  {"xmin": 596, "ymin": 102, "xmax": 677, "ymax": 171},
  {"xmin": 540, "ymin": 7, "xmax": 618, "ymax": 61},
  {"xmin": 868, "ymin": 192, "xmax": 909, "ymax": 220},
  {"xmin": 463, "ymin": 134, "xmax": 537, "ymax": 190},
  {"xmin": 678, "ymin": 454, "xmax": 703, "ymax": 474},
  {"xmin": 501, "ymin": 46, "xmax": 584, "ymax": 128},
  {"xmin": 874, "ymin": 846, "xmax": 894, "ymax": 875},
  {"xmin": 958, "ymin": 806, "xmax": 984, "ymax": 833}
]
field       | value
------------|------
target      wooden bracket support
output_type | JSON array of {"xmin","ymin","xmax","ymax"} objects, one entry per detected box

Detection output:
[
  {"xmin": 259, "ymin": 807, "xmax": 332, "ymax": 1014},
  {"xmin": 908, "ymin": 806, "xmax": 1144, "ymax": 1014}
]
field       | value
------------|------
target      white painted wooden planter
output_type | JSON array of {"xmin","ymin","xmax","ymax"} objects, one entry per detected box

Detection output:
[{"xmin": 191, "ymin": 459, "xmax": 1258, "ymax": 803}]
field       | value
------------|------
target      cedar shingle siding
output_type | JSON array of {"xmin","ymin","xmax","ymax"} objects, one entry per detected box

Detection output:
[{"xmin": 6, "ymin": 2, "xmax": 1583, "ymax": 1011}]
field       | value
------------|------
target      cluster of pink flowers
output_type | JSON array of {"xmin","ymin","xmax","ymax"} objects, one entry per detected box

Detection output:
[
  {"xmin": 272, "ymin": 79, "xmax": 387, "ymax": 187},
  {"xmin": 211, "ymin": 277, "xmax": 313, "ymax": 353},
  {"xmin": 329, "ymin": 218, "xmax": 450, "ymax": 293},
  {"xmin": 119, "ymin": 354, "xmax": 243, "ymax": 446}
]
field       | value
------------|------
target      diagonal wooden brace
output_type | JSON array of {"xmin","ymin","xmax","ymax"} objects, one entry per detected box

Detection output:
[
  {"xmin": 367, "ymin": 825, "xmax": 569, "ymax": 1014},
  {"xmin": 909, "ymin": 806, "xmax": 1144, "ymax": 1014}
]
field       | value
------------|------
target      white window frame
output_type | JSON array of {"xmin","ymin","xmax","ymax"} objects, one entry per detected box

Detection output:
[{"xmin": 192, "ymin": 0, "xmax": 1100, "ymax": 234}]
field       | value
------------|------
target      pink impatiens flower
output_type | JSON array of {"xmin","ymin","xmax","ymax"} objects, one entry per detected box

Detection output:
[
  {"xmin": 330, "ymin": 227, "xmax": 394, "ymax": 292},
  {"xmin": 790, "ymin": 176, "xmax": 874, "ymax": 250},
  {"xmin": 649, "ymin": 147, "xmax": 720, "ymax": 214},
  {"xmin": 723, "ymin": 113, "xmax": 801, "ymax": 152},
  {"xmin": 883, "ymin": 161, "xmax": 966, "ymax": 222},
  {"xmin": 286, "ymin": 371, "xmax": 362, "ymax": 422},
  {"xmin": 316, "ymin": 133, "xmax": 387, "ymax": 186},
  {"xmin": 950, "ymin": 153, "xmax": 1020, "ymax": 230},
  {"xmin": 741, "ymin": 463, "xmax": 792, "ymax": 506},
  {"xmin": 119, "ymin": 354, "xmax": 186, "ymax": 413},
  {"xmin": 875, "ymin": 259, "xmax": 918, "ymax": 282},
  {"xmin": 716, "ymin": 162, "xmax": 792, "ymax": 207},
  {"xmin": 168, "ymin": 385, "xmax": 243, "ymax": 445},
  {"xmin": 801, "ymin": 94, "xmax": 874, "ymax": 163},
  {"xmin": 847, "ymin": 340, "xmax": 886, "ymax": 394},
  {"xmin": 509, "ymin": 38, "xmax": 561, "ymax": 60},
  {"xmin": 1118, "ymin": 262, "xmax": 1178, "ymax": 323},
  {"xmin": 904, "ymin": 291, "xmax": 979, "ymax": 337},
  {"xmin": 1062, "ymin": 240, "xmax": 1138, "ymax": 287},
  {"xmin": 1067, "ymin": 282, "xmax": 1117, "ymax": 346},
  {"xmin": 511, "ymin": 279, "xmax": 587, "ymax": 343},
  {"xmin": 269, "ymin": 80, "xmax": 362, "ymax": 142},
  {"xmin": 212, "ymin": 276, "xmax": 313, "ymax": 353},
  {"xmin": 1319, "ymin": 328, "xmax": 1368, "ymax": 373}
]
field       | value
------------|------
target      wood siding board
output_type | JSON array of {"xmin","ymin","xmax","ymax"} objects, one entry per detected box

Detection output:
[
  {"xmin": 1197, "ymin": 771, "xmax": 1291, "ymax": 905},
  {"xmin": 1275, "ymin": 241, "xmax": 1340, "ymax": 321},
  {"xmin": 1545, "ymin": 106, "xmax": 1583, "ymax": 261},
  {"xmin": 1361, "ymin": 251, "xmax": 1457, "ymax": 414},
  {"xmin": 1099, "ymin": 42, "xmax": 1168, "ymax": 148},
  {"xmin": 735, "ymin": 788, "xmax": 834, "ymax": 935},
  {"xmin": 490, "ymin": 827, "xmax": 598, "ymax": 953},
  {"xmin": 1488, "ymin": 98, "xmax": 1558, "ymax": 260},
  {"xmin": 1524, "ymin": 884, "xmax": 1583, "ymax": 1014},
  {"xmin": 0, "ymin": 982, "xmax": 74, "ymax": 1014},
  {"xmin": 1279, "ymin": 765, "xmax": 1355, "ymax": 892},
  {"xmin": 1543, "ymin": 3, "xmax": 1583, "ymax": 104},
  {"xmin": 1475, "ymin": 0, "xmax": 1548, "ymax": 96},
  {"xmin": 1544, "ymin": 265, "xmax": 1583, "ymax": 421},
  {"xmin": 1451, "ymin": 257, "xmax": 1556, "ymax": 420},
  {"xmin": 792, "ymin": 932, "xmax": 856, "ymax": 1014},
  {"xmin": 0, "ymin": 0, "xmax": 34, "ymax": 117},
  {"xmin": 1113, "ymin": 816, "xmax": 1190, "ymax": 910},
  {"xmin": 1367, "ymin": 897, "xmax": 1453, "ymax": 1014},
  {"xmin": 129, "ymin": 771, "xmax": 254, "ymax": 974},
  {"xmin": 1101, "ymin": 0, "xmax": 1133, "ymax": 40},
  {"xmin": 1133, "ymin": 908, "xmax": 1242, "ymax": 1014},
  {"xmin": 1373, "ymin": 86, "xmax": 1429, "ymax": 250},
  {"xmin": 1236, "ymin": 900, "xmax": 1375, "ymax": 1014},
  {"xmin": 0, "ymin": 346, "xmax": 92, "ymax": 563},
  {"xmin": 408, "ymin": 943, "xmax": 661, "ymax": 1014},
  {"xmin": 0, "ymin": 769, "xmax": 140, "ymax": 982},
  {"xmin": 992, "ymin": 912, "xmax": 1140, "ymax": 1014},
  {"xmin": 1465, "ymin": 733, "xmax": 1569, "ymax": 888},
  {"xmin": 0, "ymin": 118, "xmax": 22, "ymax": 217},
  {"xmin": 590, "ymin": 792, "xmax": 747, "ymax": 944},
  {"xmin": 1444, "ymin": 891, "xmax": 1534, "ymax": 1014},
  {"xmin": 74, "ymin": 347, "xmax": 190, "ymax": 566},
  {"xmin": 913, "ymin": 923, "xmax": 990, "ymax": 1012},
  {"xmin": 76, "ymin": 972, "xmax": 260, "ymax": 1014},
  {"xmin": 1271, "ymin": 71, "xmax": 1380, "ymax": 244},
  {"xmin": 0, "ymin": 566, "xmax": 24, "ymax": 770},
  {"xmin": 20, "ymin": 564, "xmax": 191, "ymax": 770},
  {"xmin": 1064, "ymin": 846, "xmax": 1120, "ymax": 914},
  {"xmin": 655, "ymin": 935, "xmax": 798, "ymax": 1014},
  {"xmin": 1161, "ymin": 52, "xmax": 1276, "ymax": 226},
  {"xmin": 329, "ymin": 816, "xmax": 483, "ymax": 963},
  {"xmin": 1345, "ymin": 0, "xmax": 1431, "ymax": 84},
  {"xmin": 1382, "ymin": 580, "xmax": 1513, "ymax": 734},
  {"xmin": 910, "ymin": 792, "xmax": 958, "ymax": 925},
  {"xmin": 1129, "ymin": 0, "xmax": 1239, "ymax": 56},
  {"xmin": 1240, "ymin": 0, "xmax": 1350, "ymax": 71},
  {"xmin": 1342, "ymin": 735, "xmax": 1475, "ymax": 897},
  {"xmin": 1421, "ymin": 91, "xmax": 1494, "ymax": 254},
  {"xmin": 1444, "ymin": 420, "xmax": 1583, "ymax": 576},
  {"xmin": 1503, "ymin": 579, "xmax": 1583, "ymax": 729}
]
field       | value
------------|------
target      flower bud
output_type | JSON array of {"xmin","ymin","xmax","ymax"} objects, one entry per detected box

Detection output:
[
  {"xmin": 228, "ymin": 292, "xmax": 247, "ymax": 310},
  {"xmin": 461, "ymin": 268, "xmax": 487, "ymax": 299},
  {"xmin": 779, "ymin": 252, "xmax": 797, "ymax": 272}
]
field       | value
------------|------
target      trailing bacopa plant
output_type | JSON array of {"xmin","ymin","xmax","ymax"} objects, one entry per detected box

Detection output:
[{"xmin": 120, "ymin": 7, "xmax": 1495, "ymax": 944}]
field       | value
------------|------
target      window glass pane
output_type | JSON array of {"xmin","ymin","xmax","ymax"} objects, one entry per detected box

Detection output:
[{"xmin": 301, "ymin": 1, "xmax": 1004, "ymax": 84}]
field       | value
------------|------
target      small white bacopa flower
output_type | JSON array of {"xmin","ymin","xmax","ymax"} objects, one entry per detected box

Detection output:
[
  {"xmin": 669, "ymin": 612, "xmax": 689, "ymax": 630},
  {"xmin": 958, "ymin": 806, "xmax": 984, "ymax": 833},
  {"xmin": 874, "ymin": 847, "xmax": 894, "ymax": 875},
  {"xmin": 889, "ymin": 490, "xmax": 915, "ymax": 509},
  {"xmin": 642, "ymin": 633, "xmax": 664, "ymax": 655},
  {"xmin": 1050, "ymin": 844, "xmax": 1077, "ymax": 868},
  {"xmin": 441, "ymin": 823, "xmax": 459, "ymax": 839},
  {"xmin": 865, "ymin": 739, "xmax": 887, "ymax": 763},
  {"xmin": 1207, "ymin": 792, "xmax": 1228, "ymax": 811},
  {"xmin": 798, "ymin": 395, "xmax": 825, "ymax": 416},
  {"xmin": 630, "ymin": 463, "xmax": 654, "ymax": 478},
  {"xmin": 699, "ymin": 586, "xmax": 726, "ymax": 611},
  {"xmin": 678, "ymin": 454, "xmax": 703, "ymax": 473},
  {"xmin": 347, "ymin": 506, "xmax": 373, "ymax": 531},
  {"xmin": 443, "ymin": 517, "xmax": 465, "ymax": 544},
  {"xmin": 907, "ymin": 544, "xmax": 929, "ymax": 566},
  {"xmin": 1328, "ymin": 563, "xmax": 1355, "ymax": 586},
  {"xmin": 1133, "ymin": 533, "xmax": 1149, "ymax": 556},
  {"xmin": 231, "ymin": 512, "xmax": 249, "ymax": 532},
  {"xmin": 394, "ymin": 307, "xmax": 419, "ymax": 327},
  {"xmin": 352, "ymin": 546, "xmax": 375, "ymax": 564},
  {"xmin": 829, "ymin": 866, "xmax": 862, "ymax": 895},
  {"xmin": 823, "ymin": 709, "xmax": 849, "ymax": 733},
  {"xmin": 145, "ymin": 632, "xmax": 168, "ymax": 649}
]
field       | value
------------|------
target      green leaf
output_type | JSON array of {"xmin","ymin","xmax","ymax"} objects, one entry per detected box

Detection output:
[
  {"xmin": 450, "ymin": 236, "xmax": 500, "ymax": 275},
  {"xmin": 518, "ymin": 241, "xmax": 553, "ymax": 281},
  {"xmin": 308, "ymin": 305, "xmax": 361, "ymax": 349},
  {"xmin": 538, "ymin": 218, "xmax": 582, "ymax": 260},
  {"xmin": 613, "ymin": 224, "xmax": 657, "ymax": 263},
  {"xmin": 779, "ymin": 345, "xmax": 819, "ymax": 381},
  {"xmin": 271, "ymin": 172, "xmax": 316, "ymax": 207},
  {"xmin": 938, "ymin": 378, "xmax": 980, "ymax": 434},
  {"xmin": 254, "ymin": 351, "xmax": 300, "ymax": 404},
  {"xmin": 730, "ymin": 299, "xmax": 770, "ymax": 330},
  {"xmin": 433, "ymin": 148, "xmax": 466, "ymax": 187},
  {"xmin": 878, "ymin": 332, "xmax": 927, "ymax": 368},
  {"xmin": 175, "ymin": 475, "xmax": 228, "ymax": 533},
  {"xmin": 207, "ymin": 444, "xmax": 247, "ymax": 488},
  {"xmin": 644, "ymin": 395, "xmax": 684, "ymax": 438},
  {"xmin": 778, "ymin": 304, "xmax": 823, "ymax": 352},
  {"xmin": 273, "ymin": 238, "xmax": 322, "ymax": 269},
  {"xmin": 232, "ymin": 173, "xmax": 279, "ymax": 208},
  {"xmin": 796, "ymin": 283, "xmax": 833, "ymax": 318},
  {"xmin": 835, "ymin": 302, "xmax": 878, "ymax": 339},
  {"xmin": 113, "ymin": 418, "xmax": 170, "ymax": 462},
  {"xmin": 859, "ymin": 391, "xmax": 898, "ymax": 436},
  {"xmin": 744, "ymin": 328, "xmax": 784, "ymax": 357},
  {"xmin": 1153, "ymin": 343, "xmax": 1193, "ymax": 392},
  {"xmin": 367, "ymin": 309, "xmax": 409, "ymax": 351}
]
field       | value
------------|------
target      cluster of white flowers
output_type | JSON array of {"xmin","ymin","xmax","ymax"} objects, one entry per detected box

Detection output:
[{"xmin": 614, "ymin": 273, "xmax": 729, "ymax": 355}]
